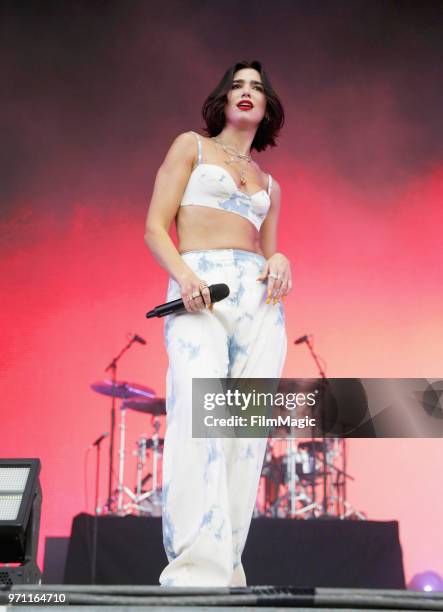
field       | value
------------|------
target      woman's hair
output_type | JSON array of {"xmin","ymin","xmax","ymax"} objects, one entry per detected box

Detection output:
[{"xmin": 201, "ymin": 60, "xmax": 285, "ymax": 152}]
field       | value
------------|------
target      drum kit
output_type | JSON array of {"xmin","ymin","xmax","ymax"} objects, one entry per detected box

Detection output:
[
  {"xmin": 90, "ymin": 379, "xmax": 166, "ymax": 516},
  {"xmin": 89, "ymin": 327, "xmax": 366, "ymax": 521},
  {"xmin": 253, "ymin": 375, "xmax": 367, "ymax": 520},
  {"xmin": 85, "ymin": 324, "xmax": 367, "ymax": 520},
  {"xmin": 90, "ymin": 377, "xmax": 366, "ymax": 520},
  {"xmin": 254, "ymin": 437, "xmax": 366, "ymax": 519}
]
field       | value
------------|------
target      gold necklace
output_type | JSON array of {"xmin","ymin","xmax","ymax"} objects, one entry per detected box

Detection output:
[{"xmin": 212, "ymin": 136, "xmax": 251, "ymax": 185}]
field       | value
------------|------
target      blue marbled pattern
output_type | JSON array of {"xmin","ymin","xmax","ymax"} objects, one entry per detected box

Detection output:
[
  {"xmin": 159, "ymin": 248, "xmax": 288, "ymax": 587},
  {"xmin": 161, "ymin": 483, "xmax": 177, "ymax": 561}
]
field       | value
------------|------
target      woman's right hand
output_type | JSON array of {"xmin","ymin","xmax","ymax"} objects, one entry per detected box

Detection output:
[{"xmin": 177, "ymin": 271, "xmax": 213, "ymax": 313}]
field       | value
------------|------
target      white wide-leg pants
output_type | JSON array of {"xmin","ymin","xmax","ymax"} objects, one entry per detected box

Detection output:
[{"xmin": 159, "ymin": 249, "xmax": 288, "ymax": 587}]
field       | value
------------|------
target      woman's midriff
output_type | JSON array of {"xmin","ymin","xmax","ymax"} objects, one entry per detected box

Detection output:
[{"xmin": 176, "ymin": 205, "xmax": 263, "ymax": 256}]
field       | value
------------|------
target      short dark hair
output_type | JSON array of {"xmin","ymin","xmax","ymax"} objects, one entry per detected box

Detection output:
[{"xmin": 201, "ymin": 60, "xmax": 285, "ymax": 152}]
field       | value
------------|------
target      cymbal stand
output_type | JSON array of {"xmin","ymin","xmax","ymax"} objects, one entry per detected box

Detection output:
[{"xmin": 117, "ymin": 405, "xmax": 128, "ymax": 514}]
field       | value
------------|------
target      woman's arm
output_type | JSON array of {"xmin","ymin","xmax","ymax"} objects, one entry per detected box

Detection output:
[
  {"xmin": 144, "ymin": 131, "xmax": 196, "ymax": 283},
  {"xmin": 257, "ymin": 178, "xmax": 292, "ymax": 301},
  {"xmin": 144, "ymin": 131, "xmax": 212, "ymax": 313},
  {"xmin": 259, "ymin": 178, "xmax": 281, "ymax": 260}
]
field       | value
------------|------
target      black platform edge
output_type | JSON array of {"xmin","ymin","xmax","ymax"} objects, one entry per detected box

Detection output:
[{"xmin": 1, "ymin": 585, "xmax": 443, "ymax": 609}]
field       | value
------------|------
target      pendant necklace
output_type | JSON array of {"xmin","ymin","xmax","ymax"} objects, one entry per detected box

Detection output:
[{"xmin": 212, "ymin": 136, "xmax": 252, "ymax": 185}]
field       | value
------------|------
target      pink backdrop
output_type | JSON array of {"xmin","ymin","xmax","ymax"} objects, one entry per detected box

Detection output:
[{"xmin": 1, "ymin": 160, "xmax": 442, "ymax": 579}]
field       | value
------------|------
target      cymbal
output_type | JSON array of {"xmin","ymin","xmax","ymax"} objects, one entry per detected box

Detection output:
[
  {"xmin": 121, "ymin": 397, "xmax": 166, "ymax": 416},
  {"xmin": 91, "ymin": 380, "xmax": 156, "ymax": 400}
]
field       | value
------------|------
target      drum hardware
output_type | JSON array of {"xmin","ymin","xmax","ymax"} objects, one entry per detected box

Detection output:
[
  {"xmin": 116, "ymin": 398, "xmax": 165, "ymax": 516},
  {"xmin": 257, "ymin": 436, "xmax": 365, "ymax": 519},
  {"xmin": 91, "ymin": 333, "xmax": 156, "ymax": 513},
  {"xmin": 91, "ymin": 380, "xmax": 157, "ymax": 400},
  {"xmin": 272, "ymin": 382, "xmax": 327, "ymax": 519},
  {"xmin": 261, "ymin": 441, "xmax": 281, "ymax": 509},
  {"xmin": 120, "ymin": 398, "xmax": 166, "ymax": 416},
  {"xmin": 269, "ymin": 377, "xmax": 327, "ymax": 517},
  {"xmin": 272, "ymin": 438, "xmax": 325, "ymax": 518},
  {"xmin": 254, "ymin": 439, "xmax": 281, "ymax": 517},
  {"xmin": 117, "ymin": 403, "xmax": 128, "ymax": 514},
  {"xmin": 136, "ymin": 436, "xmax": 148, "ymax": 498},
  {"xmin": 133, "ymin": 421, "xmax": 164, "ymax": 517},
  {"xmin": 340, "ymin": 502, "xmax": 367, "ymax": 520},
  {"xmin": 120, "ymin": 432, "xmax": 164, "ymax": 516},
  {"xmin": 288, "ymin": 337, "xmax": 334, "ymax": 515},
  {"xmin": 288, "ymin": 337, "xmax": 359, "ymax": 519},
  {"xmin": 324, "ymin": 438, "xmax": 365, "ymax": 519}
]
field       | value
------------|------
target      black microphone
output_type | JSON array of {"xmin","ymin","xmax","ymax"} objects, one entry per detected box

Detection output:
[
  {"xmin": 90, "ymin": 432, "xmax": 109, "ymax": 448},
  {"xmin": 294, "ymin": 334, "xmax": 311, "ymax": 345},
  {"xmin": 132, "ymin": 334, "xmax": 147, "ymax": 345},
  {"xmin": 146, "ymin": 283, "xmax": 230, "ymax": 319}
]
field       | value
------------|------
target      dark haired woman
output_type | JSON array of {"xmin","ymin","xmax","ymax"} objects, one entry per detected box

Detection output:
[{"xmin": 145, "ymin": 60, "xmax": 292, "ymax": 587}]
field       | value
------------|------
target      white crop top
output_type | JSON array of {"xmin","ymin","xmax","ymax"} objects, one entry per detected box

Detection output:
[{"xmin": 179, "ymin": 131, "xmax": 272, "ymax": 231}]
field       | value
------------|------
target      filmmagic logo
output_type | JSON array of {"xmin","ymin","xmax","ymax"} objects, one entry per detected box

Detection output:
[
  {"xmin": 203, "ymin": 389, "xmax": 318, "ymax": 411},
  {"xmin": 204, "ymin": 414, "xmax": 317, "ymax": 428}
]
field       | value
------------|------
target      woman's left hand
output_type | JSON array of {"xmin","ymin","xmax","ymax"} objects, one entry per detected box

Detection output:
[{"xmin": 256, "ymin": 252, "xmax": 292, "ymax": 304}]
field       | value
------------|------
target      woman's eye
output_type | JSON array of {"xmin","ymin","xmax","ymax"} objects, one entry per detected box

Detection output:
[{"xmin": 231, "ymin": 83, "xmax": 263, "ymax": 91}]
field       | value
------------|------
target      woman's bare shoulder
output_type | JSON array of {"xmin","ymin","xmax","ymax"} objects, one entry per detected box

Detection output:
[
  {"xmin": 164, "ymin": 131, "xmax": 200, "ymax": 164},
  {"xmin": 170, "ymin": 130, "xmax": 200, "ymax": 146}
]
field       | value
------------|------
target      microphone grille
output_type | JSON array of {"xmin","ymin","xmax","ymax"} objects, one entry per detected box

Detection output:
[{"xmin": 209, "ymin": 283, "xmax": 230, "ymax": 303}]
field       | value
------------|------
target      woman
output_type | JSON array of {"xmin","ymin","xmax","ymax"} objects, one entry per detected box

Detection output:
[{"xmin": 144, "ymin": 60, "xmax": 292, "ymax": 587}]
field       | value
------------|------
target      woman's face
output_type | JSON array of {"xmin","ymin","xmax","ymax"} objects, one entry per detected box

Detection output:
[{"xmin": 224, "ymin": 67, "xmax": 267, "ymax": 128}]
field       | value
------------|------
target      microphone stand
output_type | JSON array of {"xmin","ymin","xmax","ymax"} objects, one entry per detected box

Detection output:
[
  {"xmin": 94, "ymin": 436, "xmax": 106, "ymax": 514},
  {"xmin": 91, "ymin": 433, "xmax": 106, "ymax": 585},
  {"xmin": 104, "ymin": 337, "xmax": 140, "ymax": 513},
  {"xmin": 297, "ymin": 336, "xmax": 332, "ymax": 517}
]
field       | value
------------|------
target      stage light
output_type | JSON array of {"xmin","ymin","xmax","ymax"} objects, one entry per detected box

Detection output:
[
  {"xmin": 0, "ymin": 459, "xmax": 42, "ymax": 585},
  {"xmin": 408, "ymin": 571, "xmax": 443, "ymax": 592}
]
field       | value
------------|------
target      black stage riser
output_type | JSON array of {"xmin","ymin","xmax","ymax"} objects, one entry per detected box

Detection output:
[{"xmin": 62, "ymin": 514, "xmax": 405, "ymax": 589}]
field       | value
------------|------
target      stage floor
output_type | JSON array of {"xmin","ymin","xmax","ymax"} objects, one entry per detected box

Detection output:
[{"xmin": 1, "ymin": 585, "xmax": 443, "ymax": 610}]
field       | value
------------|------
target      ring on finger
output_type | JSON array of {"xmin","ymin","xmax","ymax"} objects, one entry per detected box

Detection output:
[{"xmin": 191, "ymin": 291, "xmax": 201, "ymax": 299}]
